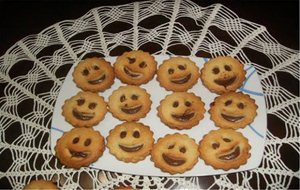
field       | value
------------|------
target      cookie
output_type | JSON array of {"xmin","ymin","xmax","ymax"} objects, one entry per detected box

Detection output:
[
  {"xmin": 55, "ymin": 127, "xmax": 105, "ymax": 169},
  {"xmin": 209, "ymin": 92, "xmax": 258, "ymax": 129},
  {"xmin": 200, "ymin": 56, "xmax": 246, "ymax": 94},
  {"xmin": 157, "ymin": 92, "xmax": 205, "ymax": 130},
  {"xmin": 198, "ymin": 129, "xmax": 251, "ymax": 170},
  {"xmin": 23, "ymin": 179, "xmax": 58, "ymax": 190},
  {"xmin": 114, "ymin": 50, "xmax": 157, "ymax": 85},
  {"xmin": 157, "ymin": 57, "xmax": 200, "ymax": 91},
  {"xmin": 73, "ymin": 57, "xmax": 114, "ymax": 92},
  {"xmin": 108, "ymin": 85, "xmax": 151, "ymax": 121},
  {"xmin": 62, "ymin": 91, "xmax": 107, "ymax": 128},
  {"xmin": 151, "ymin": 133, "xmax": 199, "ymax": 174},
  {"xmin": 106, "ymin": 122, "xmax": 154, "ymax": 163}
]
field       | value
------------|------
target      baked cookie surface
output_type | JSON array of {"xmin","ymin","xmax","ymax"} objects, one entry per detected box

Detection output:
[
  {"xmin": 209, "ymin": 92, "xmax": 258, "ymax": 129},
  {"xmin": 114, "ymin": 50, "xmax": 157, "ymax": 85},
  {"xmin": 151, "ymin": 133, "xmax": 199, "ymax": 174},
  {"xmin": 198, "ymin": 129, "xmax": 251, "ymax": 170},
  {"xmin": 157, "ymin": 57, "xmax": 200, "ymax": 92},
  {"xmin": 73, "ymin": 57, "xmax": 114, "ymax": 92},
  {"xmin": 62, "ymin": 91, "xmax": 107, "ymax": 128},
  {"xmin": 106, "ymin": 122, "xmax": 154, "ymax": 163},
  {"xmin": 23, "ymin": 179, "xmax": 58, "ymax": 190},
  {"xmin": 108, "ymin": 85, "xmax": 151, "ymax": 121},
  {"xmin": 200, "ymin": 56, "xmax": 246, "ymax": 94},
  {"xmin": 55, "ymin": 127, "xmax": 105, "ymax": 169},
  {"xmin": 157, "ymin": 92, "xmax": 205, "ymax": 130}
]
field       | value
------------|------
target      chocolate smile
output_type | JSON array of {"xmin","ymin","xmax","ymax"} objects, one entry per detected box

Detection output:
[
  {"xmin": 221, "ymin": 113, "xmax": 245, "ymax": 122},
  {"xmin": 124, "ymin": 66, "xmax": 142, "ymax": 78},
  {"xmin": 171, "ymin": 73, "xmax": 192, "ymax": 84},
  {"xmin": 72, "ymin": 109, "xmax": 95, "ymax": 120},
  {"xmin": 121, "ymin": 104, "xmax": 143, "ymax": 114},
  {"xmin": 69, "ymin": 150, "xmax": 89, "ymax": 158},
  {"xmin": 119, "ymin": 143, "xmax": 144, "ymax": 152},
  {"xmin": 218, "ymin": 146, "xmax": 240, "ymax": 160},
  {"xmin": 171, "ymin": 112, "xmax": 195, "ymax": 122},
  {"xmin": 162, "ymin": 153, "xmax": 186, "ymax": 166},
  {"xmin": 88, "ymin": 74, "xmax": 106, "ymax": 85},
  {"xmin": 214, "ymin": 76, "xmax": 236, "ymax": 88}
]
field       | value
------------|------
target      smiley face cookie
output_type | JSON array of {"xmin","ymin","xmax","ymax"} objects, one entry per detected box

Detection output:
[
  {"xmin": 198, "ymin": 129, "xmax": 251, "ymax": 170},
  {"xmin": 107, "ymin": 122, "xmax": 154, "ymax": 163},
  {"xmin": 62, "ymin": 91, "xmax": 107, "ymax": 128},
  {"xmin": 157, "ymin": 57, "xmax": 200, "ymax": 92},
  {"xmin": 209, "ymin": 92, "xmax": 258, "ymax": 129},
  {"xmin": 151, "ymin": 133, "xmax": 199, "ymax": 174},
  {"xmin": 108, "ymin": 85, "xmax": 151, "ymax": 121},
  {"xmin": 200, "ymin": 56, "xmax": 246, "ymax": 94},
  {"xmin": 157, "ymin": 92, "xmax": 205, "ymax": 130},
  {"xmin": 114, "ymin": 50, "xmax": 157, "ymax": 85},
  {"xmin": 55, "ymin": 127, "xmax": 105, "ymax": 169},
  {"xmin": 73, "ymin": 57, "xmax": 114, "ymax": 92}
]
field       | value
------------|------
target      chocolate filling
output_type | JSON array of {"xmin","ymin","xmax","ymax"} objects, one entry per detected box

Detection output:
[
  {"xmin": 123, "ymin": 66, "xmax": 142, "ymax": 78},
  {"xmin": 171, "ymin": 73, "xmax": 192, "ymax": 84},
  {"xmin": 171, "ymin": 112, "xmax": 195, "ymax": 122},
  {"xmin": 70, "ymin": 150, "xmax": 89, "ymax": 158},
  {"xmin": 88, "ymin": 74, "xmax": 106, "ymax": 85},
  {"xmin": 218, "ymin": 146, "xmax": 240, "ymax": 160},
  {"xmin": 72, "ymin": 109, "xmax": 94, "ymax": 120},
  {"xmin": 121, "ymin": 105, "xmax": 142, "ymax": 114},
  {"xmin": 162, "ymin": 153, "xmax": 186, "ymax": 166},
  {"xmin": 214, "ymin": 76, "xmax": 236, "ymax": 88},
  {"xmin": 119, "ymin": 144, "xmax": 144, "ymax": 152},
  {"xmin": 221, "ymin": 113, "xmax": 244, "ymax": 122}
]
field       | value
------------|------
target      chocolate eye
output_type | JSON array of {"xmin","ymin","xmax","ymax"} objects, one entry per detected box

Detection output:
[
  {"xmin": 120, "ymin": 95, "xmax": 126, "ymax": 102},
  {"xmin": 139, "ymin": 61, "xmax": 147, "ymax": 68},
  {"xmin": 127, "ymin": 57, "xmax": 136, "ymax": 64},
  {"xmin": 72, "ymin": 137, "xmax": 80, "ymax": 144},
  {"xmin": 131, "ymin": 94, "xmax": 138, "ymax": 100},
  {"xmin": 77, "ymin": 99, "xmax": 85, "ymax": 106},
  {"xmin": 223, "ymin": 138, "xmax": 231, "ymax": 142},
  {"xmin": 179, "ymin": 147, "xmax": 186, "ymax": 153},
  {"xmin": 178, "ymin": 65, "xmax": 186, "ymax": 70},
  {"xmin": 173, "ymin": 101, "xmax": 179, "ymax": 108},
  {"xmin": 212, "ymin": 143, "xmax": 220, "ymax": 149},
  {"xmin": 212, "ymin": 67, "xmax": 220, "ymax": 74},
  {"xmin": 185, "ymin": 101, "xmax": 191, "ymax": 107},
  {"xmin": 82, "ymin": 69, "xmax": 89, "ymax": 76},
  {"xmin": 120, "ymin": 131, "xmax": 127, "ymax": 138},
  {"xmin": 168, "ymin": 144, "xmax": 175, "ymax": 149},
  {"xmin": 133, "ymin": 131, "xmax": 140, "ymax": 138},
  {"xmin": 225, "ymin": 100, "xmax": 232, "ymax": 106},
  {"xmin": 88, "ymin": 103, "xmax": 97, "ymax": 109},
  {"xmin": 93, "ymin": 65, "xmax": 100, "ymax": 70},
  {"xmin": 224, "ymin": 65, "xmax": 231, "ymax": 71},
  {"xmin": 84, "ymin": 138, "xmax": 92, "ymax": 146},
  {"xmin": 168, "ymin": 68, "xmax": 174, "ymax": 74},
  {"xmin": 237, "ymin": 103, "xmax": 245, "ymax": 109}
]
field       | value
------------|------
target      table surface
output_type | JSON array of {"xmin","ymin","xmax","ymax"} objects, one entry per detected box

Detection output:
[{"xmin": 0, "ymin": 0, "xmax": 299, "ymax": 189}]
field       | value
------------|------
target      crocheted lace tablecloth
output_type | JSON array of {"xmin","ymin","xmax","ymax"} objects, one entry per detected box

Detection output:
[{"xmin": 0, "ymin": 0, "xmax": 299, "ymax": 189}]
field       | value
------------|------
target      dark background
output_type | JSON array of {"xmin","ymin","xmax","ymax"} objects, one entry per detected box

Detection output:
[{"xmin": 0, "ymin": 0, "xmax": 299, "ymax": 56}]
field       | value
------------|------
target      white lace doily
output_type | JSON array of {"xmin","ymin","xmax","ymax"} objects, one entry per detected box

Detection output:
[{"xmin": 0, "ymin": 0, "xmax": 299, "ymax": 189}]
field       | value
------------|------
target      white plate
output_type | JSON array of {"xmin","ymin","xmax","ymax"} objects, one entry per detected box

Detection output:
[{"xmin": 50, "ymin": 55, "xmax": 267, "ymax": 177}]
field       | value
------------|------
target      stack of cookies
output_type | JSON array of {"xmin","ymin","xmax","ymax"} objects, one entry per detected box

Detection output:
[{"xmin": 54, "ymin": 50, "xmax": 258, "ymax": 175}]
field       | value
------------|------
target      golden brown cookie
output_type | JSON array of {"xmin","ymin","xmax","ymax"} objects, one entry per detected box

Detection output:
[
  {"xmin": 114, "ymin": 50, "xmax": 157, "ymax": 85},
  {"xmin": 200, "ymin": 56, "xmax": 246, "ymax": 94},
  {"xmin": 108, "ymin": 85, "xmax": 151, "ymax": 121},
  {"xmin": 62, "ymin": 91, "xmax": 107, "ymax": 128},
  {"xmin": 73, "ymin": 57, "xmax": 114, "ymax": 92},
  {"xmin": 55, "ymin": 127, "xmax": 105, "ymax": 169},
  {"xmin": 209, "ymin": 92, "xmax": 258, "ymax": 129},
  {"xmin": 198, "ymin": 129, "xmax": 251, "ymax": 170},
  {"xmin": 157, "ymin": 92, "xmax": 205, "ymax": 130},
  {"xmin": 151, "ymin": 133, "xmax": 199, "ymax": 174},
  {"xmin": 157, "ymin": 57, "xmax": 200, "ymax": 92},
  {"xmin": 23, "ymin": 179, "xmax": 58, "ymax": 190},
  {"xmin": 106, "ymin": 122, "xmax": 154, "ymax": 163}
]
